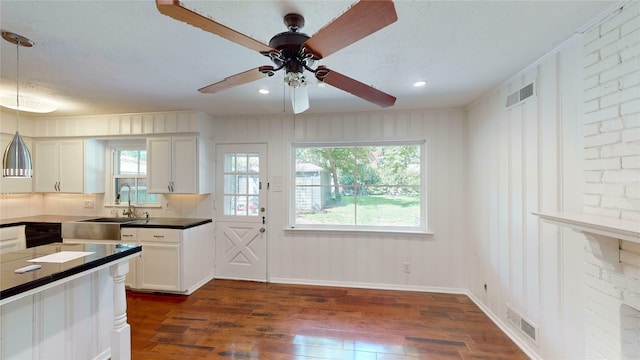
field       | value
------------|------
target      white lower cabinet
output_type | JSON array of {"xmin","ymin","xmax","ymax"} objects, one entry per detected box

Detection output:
[
  {"xmin": 137, "ymin": 228, "xmax": 182, "ymax": 292},
  {"xmin": 0, "ymin": 226, "xmax": 26, "ymax": 254},
  {"xmin": 124, "ymin": 222, "xmax": 214, "ymax": 294}
]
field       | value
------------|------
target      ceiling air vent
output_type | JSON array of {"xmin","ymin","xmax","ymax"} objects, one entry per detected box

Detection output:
[{"xmin": 506, "ymin": 82, "xmax": 535, "ymax": 108}]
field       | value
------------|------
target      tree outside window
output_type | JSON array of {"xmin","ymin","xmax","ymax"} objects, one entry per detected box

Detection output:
[
  {"xmin": 114, "ymin": 149, "xmax": 157, "ymax": 205},
  {"xmin": 292, "ymin": 143, "xmax": 424, "ymax": 230}
]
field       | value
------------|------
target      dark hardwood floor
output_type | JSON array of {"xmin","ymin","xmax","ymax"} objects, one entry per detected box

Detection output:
[{"xmin": 127, "ymin": 280, "xmax": 528, "ymax": 359}]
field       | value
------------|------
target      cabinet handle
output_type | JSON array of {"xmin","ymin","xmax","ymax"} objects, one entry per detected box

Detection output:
[
  {"xmin": 122, "ymin": 234, "xmax": 134, "ymax": 237},
  {"xmin": 168, "ymin": 182, "xmax": 171, "ymax": 192},
  {"xmin": 153, "ymin": 235, "xmax": 164, "ymax": 238}
]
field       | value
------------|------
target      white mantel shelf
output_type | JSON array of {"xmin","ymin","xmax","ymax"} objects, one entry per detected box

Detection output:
[
  {"xmin": 533, "ymin": 212, "xmax": 640, "ymax": 244},
  {"xmin": 534, "ymin": 212, "xmax": 640, "ymax": 269}
]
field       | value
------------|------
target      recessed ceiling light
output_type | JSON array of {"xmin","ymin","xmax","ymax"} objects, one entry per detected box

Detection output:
[
  {"xmin": 413, "ymin": 81, "xmax": 427, "ymax": 87},
  {"xmin": 258, "ymin": 89, "xmax": 269, "ymax": 95}
]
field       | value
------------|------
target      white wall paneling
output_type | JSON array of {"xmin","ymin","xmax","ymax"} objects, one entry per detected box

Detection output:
[
  {"xmin": 212, "ymin": 109, "xmax": 467, "ymax": 291},
  {"xmin": 466, "ymin": 38, "xmax": 586, "ymax": 359}
]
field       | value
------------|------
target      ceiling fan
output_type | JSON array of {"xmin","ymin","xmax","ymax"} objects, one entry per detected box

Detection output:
[{"xmin": 156, "ymin": 0, "xmax": 397, "ymax": 114}]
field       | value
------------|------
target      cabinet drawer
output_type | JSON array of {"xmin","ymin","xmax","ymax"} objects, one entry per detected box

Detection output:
[
  {"xmin": 120, "ymin": 228, "xmax": 137, "ymax": 242},
  {"xmin": 0, "ymin": 226, "xmax": 25, "ymax": 241},
  {"xmin": 137, "ymin": 228, "xmax": 181, "ymax": 243}
]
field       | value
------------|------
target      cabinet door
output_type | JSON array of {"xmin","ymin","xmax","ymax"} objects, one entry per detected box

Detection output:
[
  {"xmin": 137, "ymin": 242, "xmax": 181, "ymax": 291},
  {"xmin": 34, "ymin": 141, "xmax": 60, "ymax": 192},
  {"xmin": 171, "ymin": 136, "xmax": 198, "ymax": 193},
  {"xmin": 147, "ymin": 137, "xmax": 172, "ymax": 193},
  {"xmin": 57, "ymin": 140, "xmax": 84, "ymax": 192}
]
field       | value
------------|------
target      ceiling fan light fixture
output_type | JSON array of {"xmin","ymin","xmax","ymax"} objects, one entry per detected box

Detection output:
[
  {"xmin": 283, "ymin": 71, "xmax": 307, "ymax": 88},
  {"xmin": 413, "ymin": 80, "xmax": 427, "ymax": 87}
]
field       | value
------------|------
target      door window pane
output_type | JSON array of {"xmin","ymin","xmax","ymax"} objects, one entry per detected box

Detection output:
[{"xmin": 223, "ymin": 152, "xmax": 260, "ymax": 217}]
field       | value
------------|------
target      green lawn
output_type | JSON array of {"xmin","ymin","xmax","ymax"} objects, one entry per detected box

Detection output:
[{"xmin": 296, "ymin": 195, "xmax": 420, "ymax": 226}]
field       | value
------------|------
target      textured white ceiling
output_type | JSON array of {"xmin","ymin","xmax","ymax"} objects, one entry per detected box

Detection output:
[{"xmin": 0, "ymin": 0, "xmax": 616, "ymax": 117}]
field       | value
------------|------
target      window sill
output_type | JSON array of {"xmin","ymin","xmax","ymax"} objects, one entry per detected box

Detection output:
[
  {"xmin": 105, "ymin": 204, "xmax": 163, "ymax": 209},
  {"xmin": 284, "ymin": 227, "xmax": 434, "ymax": 236}
]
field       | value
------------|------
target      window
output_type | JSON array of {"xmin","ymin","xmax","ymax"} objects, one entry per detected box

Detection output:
[
  {"xmin": 291, "ymin": 142, "xmax": 425, "ymax": 231},
  {"xmin": 112, "ymin": 147, "xmax": 157, "ymax": 205},
  {"xmin": 222, "ymin": 152, "xmax": 260, "ymax": 216}
]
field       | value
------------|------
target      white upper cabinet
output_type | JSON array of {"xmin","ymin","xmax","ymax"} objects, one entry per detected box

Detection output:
[
  {"xmin": 0, "ymin": 133, "xmax": 33, "ymax": 193},
  {"xmin": 34, "ymin": 139, "xmax": 105, "ymax": 193},
  {"xmin": 147, "ymin": 136, "xmax": 211, "ymax": 194}
]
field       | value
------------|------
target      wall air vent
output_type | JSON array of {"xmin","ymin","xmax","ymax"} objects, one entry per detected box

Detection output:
[
  {"xmin": 506, "ymin": 304, "xmax": 539, "ymax": 345},
  {"xmin": 506, "ymin": 92, "xmax": 520, "ymax": 107},
  {"xmin": 505, "ymin": 82, "xmax": 535, "ymax": 108},
  {"xmin": 519, "ymin": 83, "xmax": 534, "ymax": 101},
  {"xmin": 520, "ymin": 318, "xmax": 538, "ymax": 343}
]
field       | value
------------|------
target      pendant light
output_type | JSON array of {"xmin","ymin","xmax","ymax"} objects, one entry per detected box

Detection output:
[{"xmin": 2, "ymin": 31, "xmax": 33, "ymax": 178}]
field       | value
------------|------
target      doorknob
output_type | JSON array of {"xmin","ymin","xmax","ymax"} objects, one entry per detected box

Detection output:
[
  {"xmin": 259, "ymin": 227, "xmax": 266, "ymax": 233},
  {"xmin": 260, "ymin": 207, "xmax": 266, "ymax": 212}
]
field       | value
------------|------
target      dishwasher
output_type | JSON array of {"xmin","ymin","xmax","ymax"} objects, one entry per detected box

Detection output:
[{"xmin": 25, "ymin": 222, "xmax": 62, "ymax": 248}]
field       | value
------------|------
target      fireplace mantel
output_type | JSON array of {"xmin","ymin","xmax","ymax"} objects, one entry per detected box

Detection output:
[{"xmin": 533, "ymin": 212, "xmax": 640, "ymax": 269}]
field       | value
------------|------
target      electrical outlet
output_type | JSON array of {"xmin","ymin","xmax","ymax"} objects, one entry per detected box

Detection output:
[
  {"xmin": 165, "ymin": 201, "xmax": 171, "ymax": 210},
  {"xmin": 84, "ymin": 200, "xmax": 94, "ymax": 209},
  {"xmin": 402, "ymin": 263, "xmax": 410, "ymax": 273}
]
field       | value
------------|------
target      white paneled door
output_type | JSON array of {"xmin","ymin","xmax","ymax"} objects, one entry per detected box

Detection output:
[{"xmin": 215, "ymin": 144, "xmax": 268, "ymax": 281}]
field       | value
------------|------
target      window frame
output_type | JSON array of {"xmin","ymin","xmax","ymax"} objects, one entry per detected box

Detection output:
[
  {"xmin": 289, "ymin": 140, "xmax": 428, "ymax": 233},
  {"xmin": 107, "ymin": 141, "xmax": 159, "ymax": 207}
]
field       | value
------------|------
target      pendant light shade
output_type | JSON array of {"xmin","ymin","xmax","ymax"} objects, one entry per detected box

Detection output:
[
  {"xmin": 2, "ymin": 31, "xmax": 34, "ymax": 178},
  {"xmin": 3, "ymin": 131, "xmax": 32, "ymax": 177}
]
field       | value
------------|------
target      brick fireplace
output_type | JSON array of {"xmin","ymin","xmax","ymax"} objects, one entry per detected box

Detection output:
[
  {"xmin": 580, "ymin": 2, "xmax": 639, "ymax": 358},
  {"xmin": 537, "ymin": 2, "xmax": 639, "ymax": 358}
]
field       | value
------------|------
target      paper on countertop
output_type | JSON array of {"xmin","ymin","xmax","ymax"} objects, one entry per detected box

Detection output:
[{"xmin": 28, "ymin": 251, "xmax": 95, "ymax": 263}]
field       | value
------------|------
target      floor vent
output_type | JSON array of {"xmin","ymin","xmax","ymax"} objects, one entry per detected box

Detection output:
[
  {"xmin": 506, "ymin": 305, "xmax": 539, "ymax": 345},
  {"xmin": 506, "ymin": 82, "xmax": 535, "ymax": 108}
]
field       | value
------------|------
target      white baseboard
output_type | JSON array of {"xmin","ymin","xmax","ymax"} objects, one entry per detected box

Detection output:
[{"xmin": 269, "ymin": 277, "xmax": 466, "ymax": 294}]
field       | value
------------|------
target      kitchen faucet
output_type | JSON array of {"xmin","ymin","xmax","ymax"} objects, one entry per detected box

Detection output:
[{"xmin": 118, "ymin": 183, "xmax": 136, "ymax": 218}]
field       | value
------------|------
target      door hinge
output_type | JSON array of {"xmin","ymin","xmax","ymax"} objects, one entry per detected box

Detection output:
[
  {"xmin": 259, "ymin": 181, "xmax": 262, "ymax": 190},
  {"xmin": 267, "ymin": 182, "xmax": 270, "ymax": 190}
]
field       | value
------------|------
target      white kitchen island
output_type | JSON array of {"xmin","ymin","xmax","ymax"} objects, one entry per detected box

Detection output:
[{"xmin": 0, "ymin": 243, "xmax": 141, "ymax": 360}]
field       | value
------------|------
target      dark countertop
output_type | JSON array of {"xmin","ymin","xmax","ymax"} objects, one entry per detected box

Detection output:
[
  {"xmin": 0, "ymin": 242, "xmax": 141, "ymax": 300},
  {"xmin": 0, "ymin": 215, "xmax": 89, "ymax": 227},
  {"xmin": 1, "ymin": 216, "xmax": 212, "ymax": 230},
  {"xmin": 123, "ymin": 217, "xmax": 212, "ymax": 230}
]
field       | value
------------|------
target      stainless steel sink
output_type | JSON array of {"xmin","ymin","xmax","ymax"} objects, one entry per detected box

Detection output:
[
  {"xmin": 62, "ymin": 218, "xmax": 137, "ymax": 241},
  {"xmin": 78, "ymin": 217, "xmax": 137, "ymax": 224}
]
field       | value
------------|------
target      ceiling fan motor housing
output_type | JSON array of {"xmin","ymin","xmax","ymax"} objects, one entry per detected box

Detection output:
[{"xmin": 267, "ymin": 32, "xmax": 310, "ymax": 73}]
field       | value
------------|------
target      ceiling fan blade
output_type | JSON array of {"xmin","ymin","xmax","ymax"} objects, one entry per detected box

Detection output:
[
  {"xmin": 303, "ymin": 0, "xmax": 397, "ymax": 59},
  {"xmin": 291, "ymin": 86, "xmax": 310, "ymax": 114},
  {"xmin": 316, "ymin": 67, "xmax": 396, "ymax": 108},
  {"xmin": 156, "ymin": 0, "xmax": 274, "ymax": 53},
  {"xmin": 198, "ymin": 67, "xmax": 268, "ymax": 94}
]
